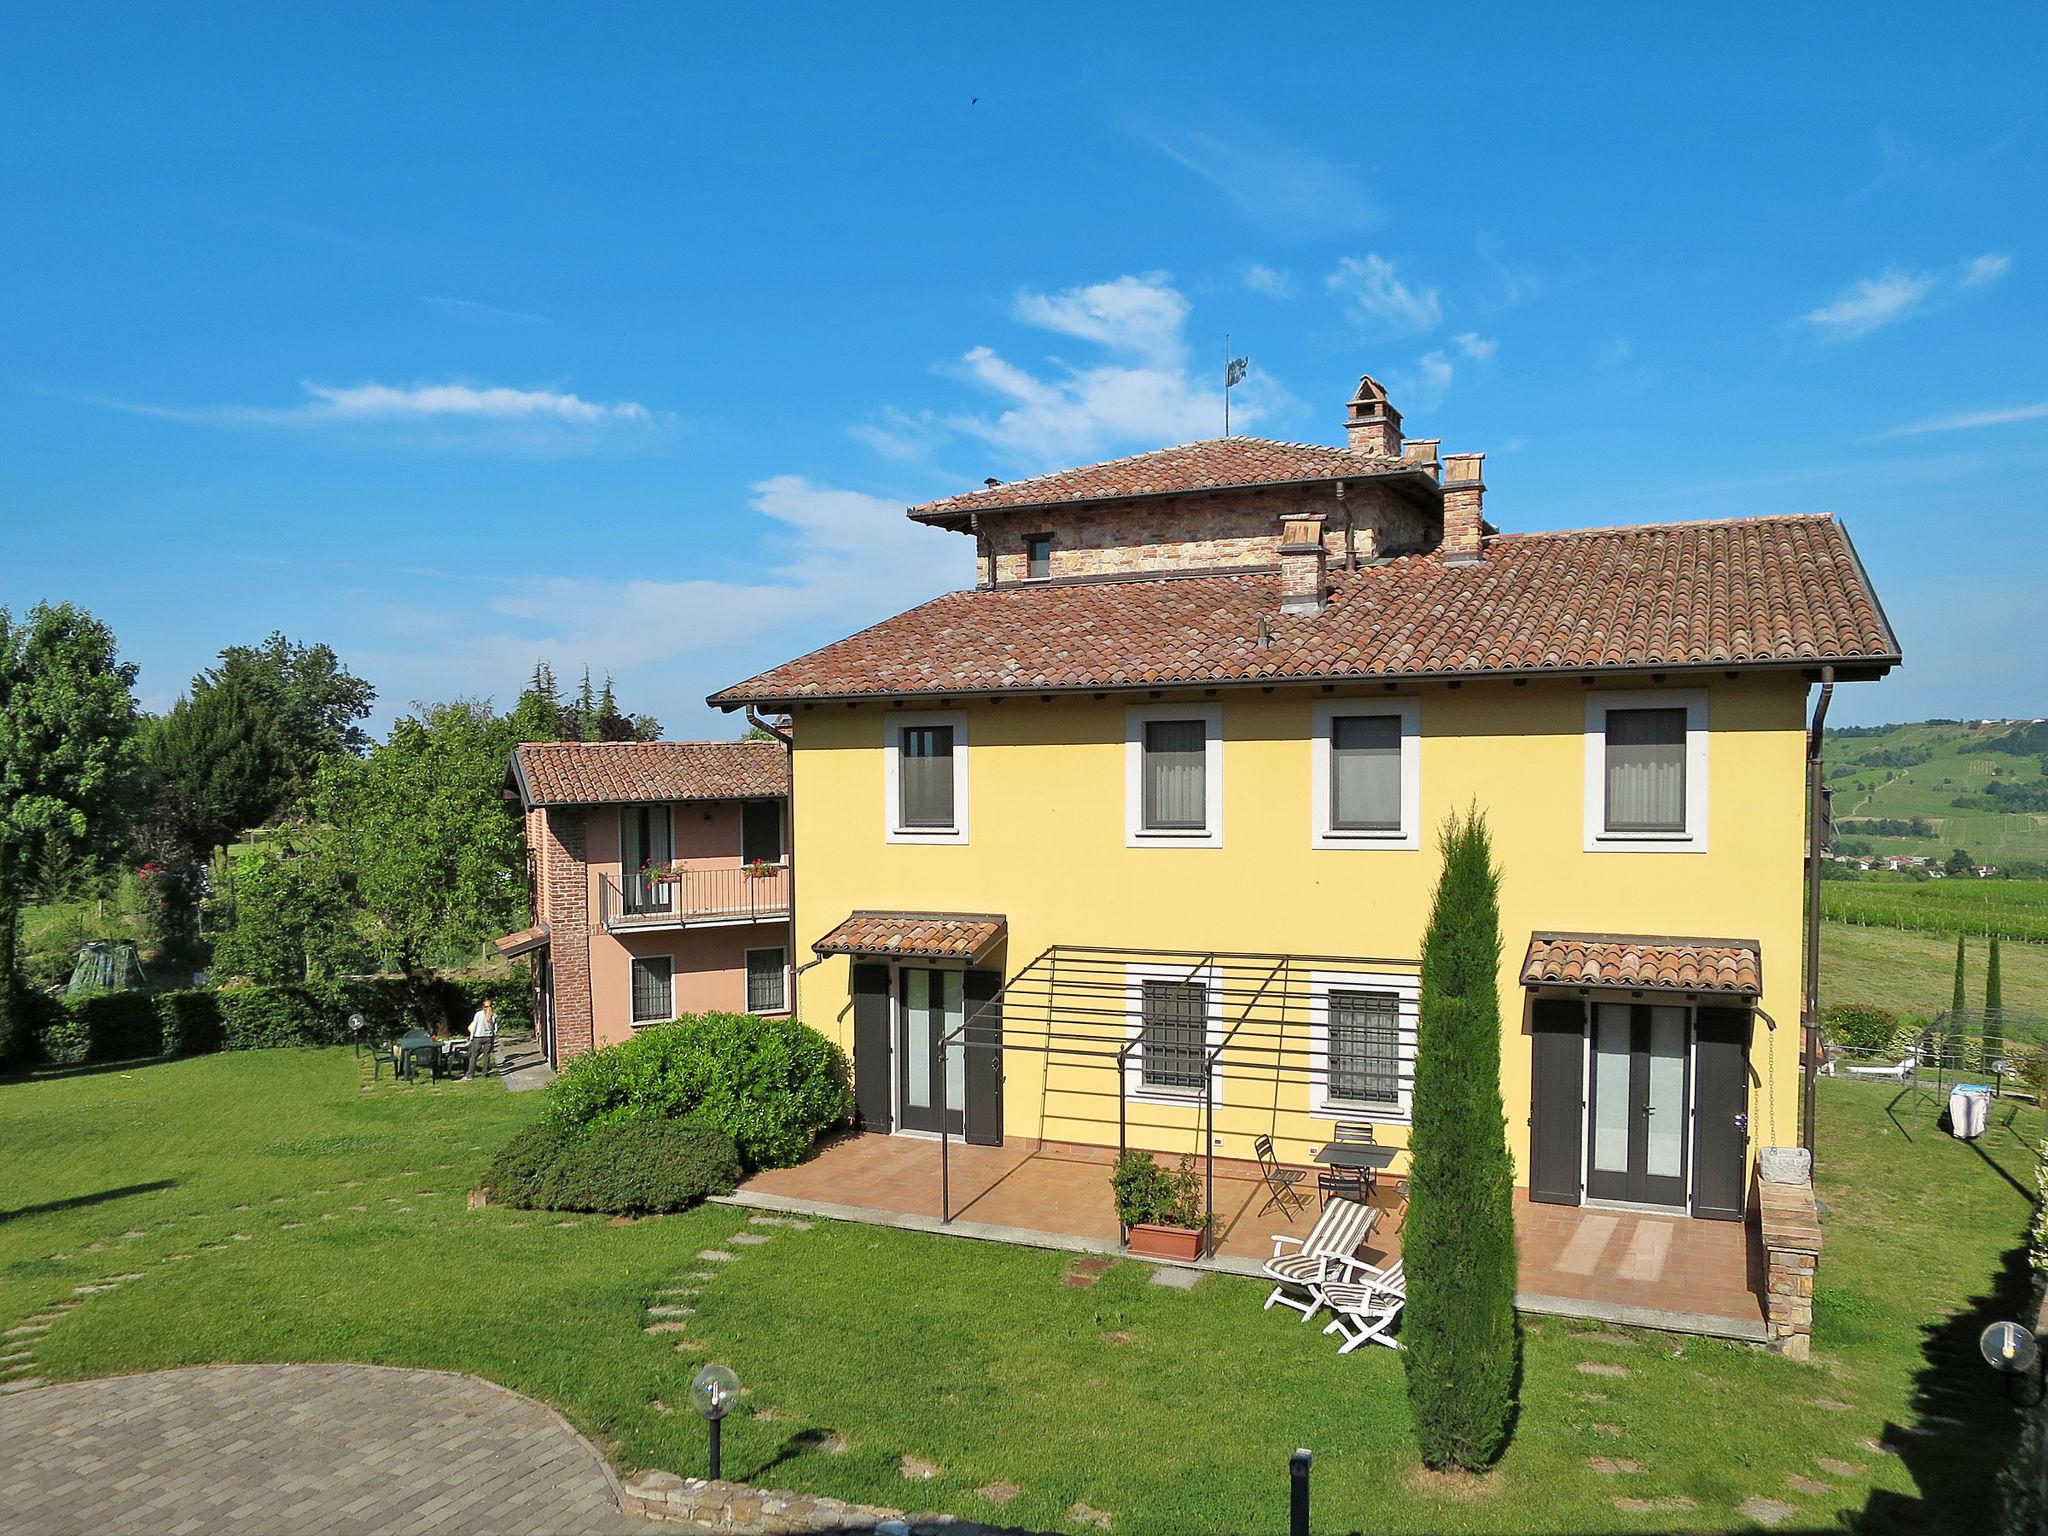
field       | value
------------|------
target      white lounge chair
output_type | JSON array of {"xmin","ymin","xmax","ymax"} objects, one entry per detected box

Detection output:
[
  {"xmin": 1261, "ymin": 1196, "xmax": 1378, "ymax": 1320},
  {"xmin": 1319, "ymin": 1261, "xmax": 1406, "ymax": 1353},
  {"xmin": 1841, "ymin": 1050, "xmax": 1917, "ymax": 1081}
]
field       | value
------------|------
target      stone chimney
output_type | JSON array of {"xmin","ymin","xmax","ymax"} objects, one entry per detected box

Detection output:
[
  {"xmin": 1279, "ymin": 515, "xmax": 1328, "ymax": 615},
  {"xmin": 1441, "ymin": 453, "xmax": 1485, "ymax": 563},
  {"xmin": 1344, "ymin": 375, "xmax": 1403, "ymax": 457}
]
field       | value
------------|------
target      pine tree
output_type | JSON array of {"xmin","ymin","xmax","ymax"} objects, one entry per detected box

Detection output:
[
  {"xmin": 1984, "ymin": 938, "xmax": 2005, "ymax": 1069},
  {"xmin": 508, "ymin": 661, "xmax": 564, "ymax": 744},
  {"xmin": 574, "ymin": 668, "xmax": 600, "ymax": 742},
  {"xmin": 1403, "ymin": 805, "xmax": 1519, "ymax": 1471}
]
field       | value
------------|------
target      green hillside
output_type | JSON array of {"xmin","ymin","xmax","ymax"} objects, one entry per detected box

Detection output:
[{"xmin": 1824, "ymin": 717, "xmax": 2048, "ymax": 867}]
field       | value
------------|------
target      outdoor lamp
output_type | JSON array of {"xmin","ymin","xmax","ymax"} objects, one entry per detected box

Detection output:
[
  {"xmin": 690, "ymin": 1362, "xmax": 740, "ymax": 1479},
  {"xmin": 1980, "ymin": 1320, "xmax": 2042, "ymax": 1404}
]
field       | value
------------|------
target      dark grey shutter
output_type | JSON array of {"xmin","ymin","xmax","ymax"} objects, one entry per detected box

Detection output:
[
  {"xmin": 851, "ymin": 963, "xmax": 892, "ymax": 1132},
  {"xmin": 1690, "ymin": 1006, "xmax": 1753, "ymax": 1221},
  {"xmin": 1529, "ymin": 998, "xmax": 1584, "ymax": 1205},
  {"xmin": 963, "ymin": 969, "xmax": 1004, "ymax": 1146},
  {"xmin": 742, "ymin": 800, "xmax": 784, "ymax": 863}
]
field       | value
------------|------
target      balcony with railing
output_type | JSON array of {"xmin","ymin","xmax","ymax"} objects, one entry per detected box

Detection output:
[{"xmin": 599, "ymin": 862, "xmax": 792, "ymax": 932}]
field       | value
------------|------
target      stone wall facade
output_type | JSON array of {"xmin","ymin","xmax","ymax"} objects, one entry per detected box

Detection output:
[
  {"xmin": 971, "ymin": 481, "xmax": 1438, "ymax": 586},
  {"xmin": 1758, "ymin": 1174, "xmax": 1822, "ymax": 1360}
]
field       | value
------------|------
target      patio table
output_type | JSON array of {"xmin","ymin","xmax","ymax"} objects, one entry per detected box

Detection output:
[
  {"xmin": 394, "ymin": 1029, "xmax": 439, "ymax": 1081},
  {"xmin": 1312, "ymin": 1140, "xmax": 1396, "ymax": 1202}
]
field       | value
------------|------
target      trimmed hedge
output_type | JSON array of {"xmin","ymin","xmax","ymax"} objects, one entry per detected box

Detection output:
[
  {"xmin": 541, "ymin": 1011, "xmax": 852, "ymax": 1169},
  {"xmin": 0, "ymin": 973, "xmax": 534, "ymax": 1071},
  {"xmin": 486, "ymin": 1118, "xmax": 742, "ymax": 1215}
]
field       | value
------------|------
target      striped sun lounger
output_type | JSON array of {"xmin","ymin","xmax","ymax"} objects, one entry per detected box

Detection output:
[{"xmin": 1261, "ymin": 1196, "xmax": 1378, "ymax": 1320}]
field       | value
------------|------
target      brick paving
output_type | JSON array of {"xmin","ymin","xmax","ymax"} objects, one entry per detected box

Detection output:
[{"xmin": 0, "ymin": 1363, "xmax": 644, "ymax": 1535}]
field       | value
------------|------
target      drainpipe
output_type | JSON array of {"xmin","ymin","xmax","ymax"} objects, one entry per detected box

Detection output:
[
  {"xmin": 747, "ymin": 707, "xmax": 800, "ymax": 1014},
  {"xmin": 1801, "ymin": 667, "xmax": 1835, "ymax": 1153}
]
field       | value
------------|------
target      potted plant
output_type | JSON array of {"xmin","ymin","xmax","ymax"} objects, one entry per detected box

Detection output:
[
  {"xmin": 1112, "ymin": 1150, "xmax": 1209, "ymax": 1261},
  {"xmin": 640, "ymin": 858, "xmax": 680, "ymax": 888},
  {"xmin": 743, "ymin": 858, "xmax": 783, "ymax": 879}
]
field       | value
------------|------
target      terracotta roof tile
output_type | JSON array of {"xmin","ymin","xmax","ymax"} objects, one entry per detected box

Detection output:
[
  {"xmin": 813, "ymin": 912, "xmax": 1006, "ymax": 962},
  {"xmin": 710, "ymin": 514, "xmax": 1897, "ymax": 706},
  {"xmin": 908, "ymin": 437, "xmax": 1411, "ymax": 522},
  {"xmin": 511, "ymin": 741, "xmax": 787, "ymax": 807},
  {"xmin": 492, "ymin": 925, "xmax": 550, "ymax": 959},
  {"xmin": 1522, "ymin": 934, "xmax": 1762, "ymax": 995}
]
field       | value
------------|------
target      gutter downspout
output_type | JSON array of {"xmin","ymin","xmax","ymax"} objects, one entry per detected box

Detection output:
[
  {"xmin": 747, "ymin": 707, "xmax": 802, "ymax": 1011},
  {"xmin": 1802, "ymin": 667, "xmax": 1835, "ymax": 1154}
]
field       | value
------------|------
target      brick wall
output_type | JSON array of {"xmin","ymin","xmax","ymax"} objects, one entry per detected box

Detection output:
[
  {"xmin": 538, "ymin": 806, "xmax": 595, "ymax": 1062},
  {"xmin": 973, "ymin": 482, "xmax": 1437, "ymax": 585}
]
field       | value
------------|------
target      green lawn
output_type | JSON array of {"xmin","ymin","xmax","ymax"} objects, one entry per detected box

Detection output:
[
  {"xmin": 1825, "ymin": 918, "xmax": 2048, "ymax": 1025},
  {"xmin": 1, "ymin": 1049, "xmax": 2037, "ymax": 1534}
]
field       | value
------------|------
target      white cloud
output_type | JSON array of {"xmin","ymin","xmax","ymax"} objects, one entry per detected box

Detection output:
[
  {"xmin": 1242, "ymin": 263, "xmax": 1295, "ymax": 299},
  {"xmin": 1011, "ymin": 273, "xmax": 1190, "ymax": 368},
  {"xmin": 1134, "ymin": 121, "xmax": 1380, "ymax": 231},
  {"xmin": 1325, "ymin": 255, "xmax": 1442, "ymax": 334},
  {"xmin": 1802, "ymin": 253, "xmax": 2011, "ymax": 339},
  {"xmin": 1453, "ymin": 332, "xmax": 1497, "ymax": 361},
  {"xmin": 1878, "ymin": 399, "xmax": 2048, "ymax": 438},
  {"xmin": 1388, "ymin": 351, "xmax": 1455, "ymax": 413}
]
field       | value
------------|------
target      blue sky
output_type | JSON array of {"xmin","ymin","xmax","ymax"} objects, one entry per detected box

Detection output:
[{"xmin": 4, "ymin": 5, "xmax": 2043, "ymax": 734}]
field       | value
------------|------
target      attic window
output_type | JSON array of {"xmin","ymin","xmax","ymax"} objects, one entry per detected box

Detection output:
[{"xmin": 1025, "ymin": 533, "xmax": 1053, "ymax": 580}]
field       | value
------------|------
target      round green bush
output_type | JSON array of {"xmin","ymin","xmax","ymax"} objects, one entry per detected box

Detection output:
[
  {"xmin": 540, "ymin": 1011, "xmax": 851, "ymax": 1169},
  {"xmin": 1822, "ymin": 1002, "xmax": 1909, "ymax": 1054},
  {"xmin": 532, "ymin": 1120, "xmax": 743, "ymax": 1215},
  {"xmin": 485, "ymin": 1122, "xmax": 578, "ymax": 1208}
]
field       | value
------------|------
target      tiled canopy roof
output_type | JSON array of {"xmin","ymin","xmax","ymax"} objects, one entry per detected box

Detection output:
[
  {"xmin": 813, "ymin": 912, "xmax": 1007, "ymax": 963},
  {"xmin": 492, "ymin": 925, "xmax": 550, "ymax": 959},
  {"xmin": 1522, "ymin": 934, "xmax": 1762, "ymax": 995},
  {"xmin": 908, "ymin": 436, "xmax": 1414, "ymax": 524},
  {"xmin": 710, "ymin": 514, "xmax": 1898, "ymax": 707},
  {"xmin": 510, "ymin": 741, "xmax": 788, "ymax": 808}
]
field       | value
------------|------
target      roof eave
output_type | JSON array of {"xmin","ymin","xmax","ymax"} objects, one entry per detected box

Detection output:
[{"xmin": 906, "ymin": 464, "xmax": 1442, "ymax": 529}]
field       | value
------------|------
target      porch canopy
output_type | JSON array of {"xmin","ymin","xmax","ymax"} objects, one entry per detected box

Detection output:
[
  {"xmin": 927, "ymin": 944, "xmax": 1421, "ymax": 1256},
  {"xmin": 1521, "ymin": 933, "xmax": 1761, "ymax": 996},
  {"xmin": 492, "ymin": 924, "xmax": 551, "ymax": 960},
  {"xmin": 814, "ymin": 911, "xmax": 1007, "ymax": 965}
]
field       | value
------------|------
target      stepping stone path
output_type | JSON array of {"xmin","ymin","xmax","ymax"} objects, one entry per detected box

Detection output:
[
  {"xmin": 977, "ymin": 1482, "xmax": 1021, "ymax": 1504},
  {"xmin": 728, "ymin": 1232, "xmax": 773, "ymax": 1245},
  {"xmin": 1063, "ymin": 1257, "xmax": 1113, "ymax": 1289},
  {"xmin": 1786, "ymin": 1474, "xmax": 1831, "ymax": 1496},
  {"xmin": 1815, "ymin": 1455, "xmax": 1862, "ymax": 1478},
  {"xmin": 1588, "ymin": 1457, "xmax": 1641, "ymax": 1475},
  {"xmin": 1068, "ymin": 1500, "xmax": 1113, "ymax": 1528},
  {"xmin": 698, "ymin": 1249, "xmax": 738, "ymax": 1262},
  {"xmin": 1147, "ymin": 1266, "xmax": 1198, "ymax": 1290},
  {"xmin": 747, "ymin": 1215, "xmax": 813, "ymax": 1229},
  {"xmin": 644, "ymin": 1322, "xmax": 694, "ymax": 1336},
  {"xmin": 1576, "ymin": 1362, "xmax": 1628, "ymax": 1378},
  {"xmin": 1739, "ymin": 1496, "xmax": 1797, "ymax": 1526},
  {"xmin": 1614, "ymin": 1496, "xmax": 1696, "ymax": 1514},
  {"xmin": 647, "ymin": 1305, "xmax": 694, "ymax": 1318},
  {"xmin": 900, "ymin": 1454, "xmax": 940, "ymax": 1480}
]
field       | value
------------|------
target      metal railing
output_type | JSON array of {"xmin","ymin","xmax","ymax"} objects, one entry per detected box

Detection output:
[{"xmin": 598, "ymin": 863, "xmax": 792, "ymax": 930}]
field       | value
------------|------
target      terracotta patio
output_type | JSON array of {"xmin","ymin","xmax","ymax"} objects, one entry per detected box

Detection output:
[{"xmin": 730, "ymin": 1132, "xmax": 1766, "ymax": 1340}]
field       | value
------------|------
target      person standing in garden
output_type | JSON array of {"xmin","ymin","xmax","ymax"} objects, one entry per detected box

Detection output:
[{"xmin": 465, "ymin": 996, "xmax": 497, "ymax": 1079}]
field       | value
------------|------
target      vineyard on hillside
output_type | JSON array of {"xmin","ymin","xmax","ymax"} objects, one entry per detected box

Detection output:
[{"xmin": 1821, "ymin": 877, "xmax": 2048, "ymax": 944}]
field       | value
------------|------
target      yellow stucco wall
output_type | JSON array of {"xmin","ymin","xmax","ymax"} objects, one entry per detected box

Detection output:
[{"xmin": 788, "ymin": 675, "xmax": 1809, "ymax": 1192}]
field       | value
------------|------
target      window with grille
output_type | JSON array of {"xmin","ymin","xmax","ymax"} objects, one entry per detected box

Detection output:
[
  {"xmin": 1327, "ymin": 990, "xmax": 1401, "ymax": 1106},
  {"xmin": 1604, "ymin": 707, "xmax": 1687, "ymax": 832},
  {"xmin": 899, "ymin": 725, "xmax": 956, "ymax": 828},
  {"xmin": 1142, "ymin": 719, "xmax": 1207, "ymax": 830},
  {"xmin": 630, "ymin": 957, "xmax": 673, "ymax": 1024},
  {"xmin": 1140, "ymin": 979, "xmax": 1208, "ymax": 1092},
  {"xmin": 746, "ymin": 947, "xmax": 787, "ymax": 1013}
]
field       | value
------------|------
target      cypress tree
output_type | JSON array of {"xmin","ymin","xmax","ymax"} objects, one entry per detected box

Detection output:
[
  {"xmin": 1985, "ymin": 938, "xmax": 2005, "ymax": 1068},
  {"xmin": 1949, "ymin": 936, "xmax": 1967, "ymax": 1071},
  {"xmin": 1403, "ymin": 805, "xmax": 1519, "ymax": 1471}
]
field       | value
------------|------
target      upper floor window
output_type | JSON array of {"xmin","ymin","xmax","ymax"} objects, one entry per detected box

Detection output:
[
  {"xmin": 742, "ymin": 799, "xmax": 785, "ymax": 864},
  {"xmin": 630, "ymin": 955, "xmax": 673, "ymax": 1025},
  {"xmin": 1125, "ymin": 704, "xmax": 1224, "ymax": 847},
  {"xmin": 1311, "ymin": 699, "xmax": 1420, "ymax": 849},
  {"xmin": 1025, "ymin": 533, "xmax": 1053, "ymax": 580},
  {"xmin": 884, "ymin": 711, "xmax": 970, "ymax": 844},
  {"xmin": 1584, "ymin": 690, "xmax": 1708, "ymax": 852}
]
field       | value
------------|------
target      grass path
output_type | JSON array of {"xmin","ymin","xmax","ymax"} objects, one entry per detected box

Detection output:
[{"xmin": 0, "ymin": 1049, "xmax": 2037, "ymax": 1533}]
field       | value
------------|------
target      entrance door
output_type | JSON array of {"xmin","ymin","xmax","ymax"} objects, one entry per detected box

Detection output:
[
  {"xmin": 1586, "ymin": 1002, "xmax": 1689, "ymax": 1207},
  {"xmin": 1690, "ymin": 1006, "xmax": 1753, "ymax": 1220},
  {"xmin": 898, "ymin": 968, "xmax": 966, "ymax": 1135},
  {"xmin": 620, "ymin": 805, "xmax": 673, "ymax": 913}
]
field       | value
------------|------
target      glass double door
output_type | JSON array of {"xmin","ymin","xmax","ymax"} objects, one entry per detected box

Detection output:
[
  {"xmin": 898, "ymin": 968, "xmax": 966, "ymax": 1135},
  {"xmin": 1587, "ymin": 1002, "xmax": 1689, "ymax": 1207}
]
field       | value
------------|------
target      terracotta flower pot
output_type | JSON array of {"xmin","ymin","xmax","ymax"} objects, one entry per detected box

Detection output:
[{"xmin": 1126, "ymin": 1222, "xmax": 1205, "ymax": 1262}]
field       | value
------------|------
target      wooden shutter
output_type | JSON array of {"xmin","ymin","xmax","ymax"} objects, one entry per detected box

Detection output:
[
  {"xmin": 963, "ymin": 969, "xmax": 1005, "ymax": 1147},
  {"xmin": 1690, "ymin": 1006, "xmax": 1753, "ymax": 1221},
  {"xmin": 1529, "ymin": 998, "xmax": 1585, "ymax": 1206},
  {"xmin": 851, "ymin": 963, "xmax": 893, "ymax": 1133}
]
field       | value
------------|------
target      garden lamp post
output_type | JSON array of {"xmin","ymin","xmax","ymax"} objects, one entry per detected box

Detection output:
[
  {"xmin": 690, "ymin": 1362, "xmax": 740, "ymax": 1479},
  {"xmin": 1981, "ymin": 1320, "xmax": 2042, "ymax": 1404}
]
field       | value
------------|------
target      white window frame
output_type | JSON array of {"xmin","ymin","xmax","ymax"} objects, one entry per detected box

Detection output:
[
  {"xmin": 1311, "ymin": 697, "xmax": 1421, "ymax": 850},
  {"xmin": 1122, "ymin": 962, "xmax": 1220, "ymax": 1103},
  {"xmin": 1125, "ymin": 702, "xmax": 1224, "ymax": 849},
  {"xmin": 744, "ymin": 945, "xmax": 790, "ymax": 1015},
  {"xmin": 1308, "ymin": 969, "xmax": 1419, "ymax": 1121},
  {"xmin": 629, "ymin": 955, "xmax": 674, "ymax": 1027},
  {"xmin": 1583, "ymin": 688, "xmax": 1709, "ymax": 853},
  {"xmin": 884, "ymin": 710, "xmax": 970, "ymax": 845}
]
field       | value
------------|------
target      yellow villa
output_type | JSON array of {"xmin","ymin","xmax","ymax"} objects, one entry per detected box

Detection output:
[{"xmin": 709, "ymin": 373, "xmax": 1897, "ymax": 1341}]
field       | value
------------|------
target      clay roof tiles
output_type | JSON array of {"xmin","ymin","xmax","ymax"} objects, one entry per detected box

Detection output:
[
  {"xmin": 511, "ymin": 741, "xmax": 787, "ymax": 807},
  {"xmin": 1521, "ymin": 934, "xmax": 1762, "ymax": 995},
  {"xmin": 813, "ymin": 912, "xmax": 1007, "ymax": 962},
  {"xmin": 907, "ymin": 436, "xmax": 1413, "ymax": 522},
  {"xmin": 710, "ymin": 513, "xmax": 1897, "ymax": 707}
]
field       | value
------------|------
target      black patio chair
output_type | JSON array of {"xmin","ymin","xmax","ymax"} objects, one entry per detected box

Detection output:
[
  {"xmin": 1318, "ymin": 1121, "xmax": 1375, "ymax": 1209},
  {"xmin": 1254, "ymin": 1134, "xmax": 1308, "ymax": 1219}
]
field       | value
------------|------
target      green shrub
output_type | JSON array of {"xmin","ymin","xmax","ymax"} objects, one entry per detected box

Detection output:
[
  {"xmin": 1822, "ymin": 1003, "xmax": 1907, "ymax": 1054},
  {"xmin": 1110, "ymin": 1151, "xmax": 1206, "ymax": 1229},
  {"xmin": 488, "ymin": 1119, "xmax": 742, "ymax": 1215},
  {"xmin": 1, "ymin": 984, "xmax": 64, "ymax": 1070},
  {"xmin": 484, "ymin": 1122, "xmax": 579, "ymax": 1208},
  {"xmin": 38, "ymin": 1012, "xmax": 93, "ymax": 1067},
  {"xmin": 65, "ymin": 991, "xmax": 163, "ymax": 1061},
  {"xmin": 216, "ymin": 984, "xmax": 336, "ymax": 1050},
  {"xmin": 1403, "ymin": 807, "xmax": 1519, "ymax": 1472},
  {"xmin": 156, "ymin": 989, "xmax": 224, "ymax": 1056},
  {"xmin": 541, "ymin": 1012, "xmax": 851, "ymax": 1169}
]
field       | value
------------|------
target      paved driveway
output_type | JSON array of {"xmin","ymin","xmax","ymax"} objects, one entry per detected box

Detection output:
[{"xmin": 0, "ymin": 1363, "xmax": 645, "ymax": 1535}]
